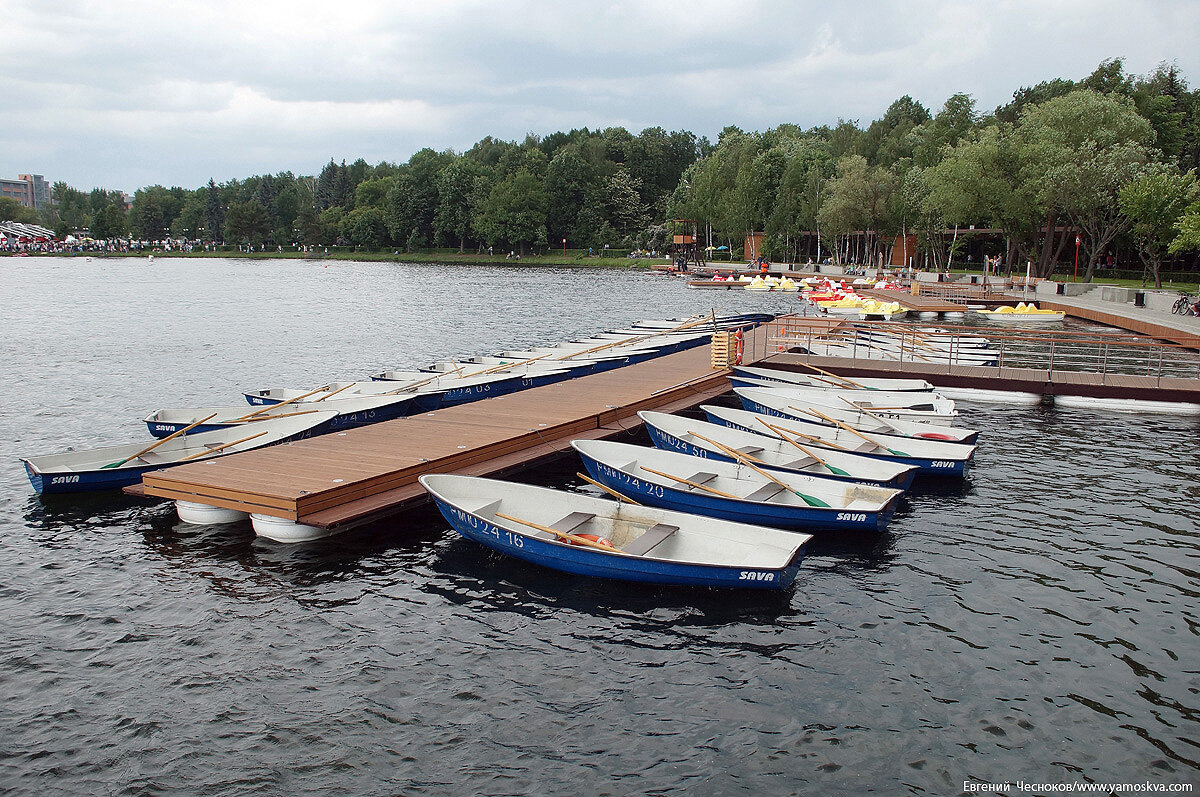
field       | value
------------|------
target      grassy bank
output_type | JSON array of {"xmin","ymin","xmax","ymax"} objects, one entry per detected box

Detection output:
[{"xmin": 22, "ymin": 248, "xmax": 666, "ymax": 269}]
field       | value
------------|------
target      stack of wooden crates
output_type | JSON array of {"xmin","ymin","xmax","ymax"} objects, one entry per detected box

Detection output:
[{"xmin": 710, "ymin": 331, "xmax": 738, "ymax": 368}]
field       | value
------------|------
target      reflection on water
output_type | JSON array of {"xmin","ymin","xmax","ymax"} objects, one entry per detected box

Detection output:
[{"xmin": 0, "ymin": 259, "xmax": 1197, "ymax": 794}]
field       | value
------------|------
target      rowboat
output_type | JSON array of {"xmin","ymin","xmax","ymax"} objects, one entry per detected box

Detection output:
[
  {"xmin": 144, "ymin": 393, "xmax": 420, "ymax": 437},
  {"xmin": 733, "ymin": 387, "xmax": 978, "ymax": 441},
  {"xmin": 572, "ymin": 439, "xmax": 904, "ymax": 532},
  {"xmin": 701, "ymin": 404, "xmax": 976, "ymax": 477},
  {"xmin": 731, "ymin": 365, "xmax": 934, "ymax": 392},
  {"xmin": 638, "ymin": 411, "xmax": 919, "ymax": 491},
  {"xmin": 793, "ymin": 336, "xmax": 997, "ymax": 366},
  {"xmin": 245, "ymin": 368, "xmax": 568, "ymax": 412},
  {"xmin": 22, "ymin": 410, "xmax": 338, "ymax": 494},
  {"xmin": 373, "ymin": 366, "xmax": 571, "ymax": 391},
  {"xmin": 734, "ymin": 384, "xmax": 958, "ymax": 419},
  {"xmin": 420, "ymin": 474, "xmax": 811, "ymax": 589}
]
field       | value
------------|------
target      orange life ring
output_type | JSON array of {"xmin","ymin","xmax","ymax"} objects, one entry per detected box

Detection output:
[
  {"xmin": 734, "ymin": 329, "xmax": 745, "ymax": 365},
  {"xmin": 571, "ymin": 533, "xmax": 615, "ymax": 548}
]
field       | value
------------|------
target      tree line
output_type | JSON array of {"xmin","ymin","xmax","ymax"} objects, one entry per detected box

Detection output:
[{"xmin": 11, "ymin": 57, "xmax": 1200, "ymax": 284}]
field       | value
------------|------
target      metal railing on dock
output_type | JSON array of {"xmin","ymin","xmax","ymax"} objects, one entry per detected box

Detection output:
[{"xmin": 762, "ymin": 319, "xmax": 1200, "ymax": 385}]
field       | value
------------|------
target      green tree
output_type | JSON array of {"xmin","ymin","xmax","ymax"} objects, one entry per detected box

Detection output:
[
  {"xmin": 817, "ymin": 155, "xmax": 895, "ymax": 266},
  {"xmin": 472, "ymin": 170, "xmax": 548, "ymax": 256},
  {"xmin": 342, "ymin": 207, "xmax": 388, "ymax": 248},
  {"xmin": 1119, "ymin": 167, "xmax": 1198, "ymax": 286},
  {"xmin": 90, "ymin": 203, "xmax": 127, "ymax": 240},
  {"xmin": 1017, "ymin": 89, "xmax": 1154, "ymax": 280},
  {"xmin": 0, "ymin": 197, "xmax": 38, "ymax": 224},
  {"xmin": 131, "ymin": 192, "xmax": 165, "ymax": 240},
  {"xmin": 224, "ymin": 199, "xmax": 271, "ymax": 246},
  {"xmin": 204, "ymin": 179, "xmax": 224, "ymax": 242},
  {"xmin": 433, "ymin": 158, "xmax": 488, "ymax": 252}
]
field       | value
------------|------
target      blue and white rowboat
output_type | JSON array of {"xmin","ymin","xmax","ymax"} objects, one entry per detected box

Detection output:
[
  {"xmin": 572, "ymin": 439, "xmax": 904, "ymax": 532},
  {"xmin": 734, "ymin": 387, "xmax": 977, "ymax": 440},
  {"xmin": 730, "ymin": 365, "xmax": 934, "ymax": 392},
  {"xmin": 702, "ymin": 404, "xmax": 976, "ymax": 478},
  {"xmin": 144, "ymin": 393, "xmax": 421, "ymax": 437},
  {"xmin": 420, "ymin": 474, "xmax": 810, "ymax": 589},
  {"xmin": 22, "ymin": 410, "xmax": 338, "ymax": 495},
  {"xmin": 638, "ymin": 411, "xmax": 919, "ymax": 491}
]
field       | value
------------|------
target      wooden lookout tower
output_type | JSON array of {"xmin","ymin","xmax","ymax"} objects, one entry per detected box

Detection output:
[{"xmin": 670, "ymin": 219, "xmax": 701, "ymax": 269}]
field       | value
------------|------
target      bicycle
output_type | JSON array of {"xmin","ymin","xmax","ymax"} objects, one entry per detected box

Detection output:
[{"xmin": 1171, "ymin": 293, "xmax": 1197, "ymax": 315}]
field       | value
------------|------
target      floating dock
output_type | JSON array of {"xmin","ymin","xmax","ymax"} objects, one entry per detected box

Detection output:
[{"xmin": 134, "ymin": 346, "xmax": 730, "ymax": 531}]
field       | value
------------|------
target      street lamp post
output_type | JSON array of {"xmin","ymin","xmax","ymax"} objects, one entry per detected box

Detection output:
[
  {"xmin": 562, "ymin": 238, "xmax": 566, "ymax": 257},
  {"xmin": 1073, "ymin": 234, "xmax": 1081, "ymax": 283}
]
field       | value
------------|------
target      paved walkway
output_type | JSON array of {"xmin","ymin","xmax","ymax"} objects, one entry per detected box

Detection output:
[{"xmin": 1020, "ymin": 286, "xmax": 1200, "ymax": 333}]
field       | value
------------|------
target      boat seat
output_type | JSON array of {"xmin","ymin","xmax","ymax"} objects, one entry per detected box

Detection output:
[
  {"xmin": 743, "ymin": 483, "xmax": 785, "ymax": 502},
  {"xmin": 623, "ymin": 523, "xmax": 678, "ymax": 556},
  {"xmin": 780, "ymin": 456, "xmax": 815, "ymax": 469},
  {"xmin": 735, "ymin": 444, "xmax": 765, "ymax": 455},
  {"xmin": 549, "ymin": 511, "xmax": 595, "ymax": 535},
  {"xmin": 684, "ymin": 471, "xmax": 718, "ymax": 485}
]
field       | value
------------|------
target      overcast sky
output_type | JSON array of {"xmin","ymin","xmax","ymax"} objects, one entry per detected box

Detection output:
[{"xmin": 4, "ymin": 0, "xmax": 1198, "ymax": 193}]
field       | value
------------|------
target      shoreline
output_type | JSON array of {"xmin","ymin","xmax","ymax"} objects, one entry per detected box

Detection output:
[
  {"xmin": 2, "ymin": 249, "xmax": 668, "ymax": 269},
  {"xmin": 6, "ymin": 250, "xmax": 1196, "ymax": 291}
]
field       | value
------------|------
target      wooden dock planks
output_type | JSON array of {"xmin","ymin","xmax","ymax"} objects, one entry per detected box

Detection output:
[{"xmin": 139, "ymin": 346, "xmax": 731, "ymax": 528}]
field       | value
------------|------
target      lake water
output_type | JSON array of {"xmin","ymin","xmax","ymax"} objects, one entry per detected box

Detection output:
[{"xmin": 1, "ymin": 257, "xmax": 1197, "ymax": 795}]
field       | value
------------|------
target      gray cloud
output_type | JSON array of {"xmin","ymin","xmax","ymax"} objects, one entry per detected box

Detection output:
[{"xmin": 2, "ymin": 0, "xmax": 1197, "ymax": 191}]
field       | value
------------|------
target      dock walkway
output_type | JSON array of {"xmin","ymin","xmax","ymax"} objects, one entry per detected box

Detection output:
[{"xmin": 137, "ymin": 346, "xmax": 729, "ymax": 530}]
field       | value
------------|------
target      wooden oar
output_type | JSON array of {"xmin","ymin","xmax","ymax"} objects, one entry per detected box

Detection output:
[
  {"xmin": 495, "ymin": 511, "xmax": 618, "ymax": 552},
  {"xmin": 806, "ymin": 408, "xmax": 908, "ymax": 456},
  {"xmin": 794, "ymin": 361, "xmax": 866, "ymax": 389},
  {"xmin": 241, "ymin": 408, "xmax": 320, "ymax": 422},
  {"xmin": 234, "ymin": 384, "xmax": 334, "ymax": 420},
  {"xmin": 771, "ymin": 412, "xmax": 854, "ymax": 450},
  {"xmin": 101, "ymin": 412, "xmax": 219, "ymax": 468},
  {"xmin": 755, "ymin": 417, "xmax": 850, "ymax": 476},
  {"xmin": 686, "ymin": 430, "xmax": 829, "ymax": 507},
  {"xmin": 179, "ymin": 430, "xmax": 269, "ymax": 461},
  {"xmin": 849, "ymin": 401, "xmax": 938, "ymax": 412},
  {"xmin": 639, "ymin": 465, "xmax": 741, "ymax": 499},
  {"xmin": 840, "ymin": 397, "xmax": 911, "ymax": 435},
  {"xmin": 577, "ymin": 472, "xmax": 642, "ymax": 505},
  {"xmin": 381, "ymin": 371, "xmax": 448, "ymax": 394},
  {"xmin": 457, "ymin": 352, "xmax": 555, "ymax": 379}
]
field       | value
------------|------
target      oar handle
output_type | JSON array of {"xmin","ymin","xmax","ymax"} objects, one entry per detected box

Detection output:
[
  {"xmin": 795, "ymin": 361, "xmax": 864, "ymax": 389},
  {"xmin": 807, "ymin": 408, "xmax": 890, "ymax": 452},
  {"xmin": 495, "ymin": 511, "xmax": 619, "ymax": 552},
  {"xmin": 756, "ymin": 418, "xmax": 830, "ymax": 468},
  {"xmin": 313, "ymin": 382, "xmax": 355, "ymax": 402},
  {"xmin": 840, "ymin": 396, "xmax": 906, "ymax": 434},
  {"xmin": 576, "ymin": 472, "xmax": 642, "ymax": 505},
  {"xmin": 179, "ymin": 430, "xmax": 269, "ymax": 461}
]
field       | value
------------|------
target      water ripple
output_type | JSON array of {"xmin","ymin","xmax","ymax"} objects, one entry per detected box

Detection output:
[{"xmin": 0, "ymin": 260, "xmax": 1197, "ymax": 793}]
